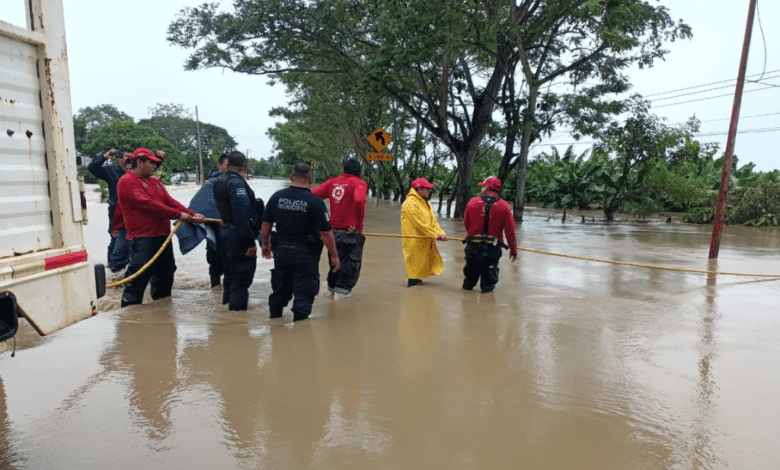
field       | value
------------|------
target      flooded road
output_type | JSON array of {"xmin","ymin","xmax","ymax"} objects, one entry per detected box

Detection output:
[{"xmin": 1, "ymin": 178, "xmax": 780, "ymax": 469}]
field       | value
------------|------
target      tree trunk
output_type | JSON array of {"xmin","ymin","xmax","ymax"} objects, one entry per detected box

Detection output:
[
  {"xmin": 453, "ymin": 149, "xmax": 476, "ymax": 218},
  {"xmin": 446, "ymin": 187, "xmax": 459, "ymax": 219},
  {"xmin": 513, "ymin": 84, "xmax": 539, "ymax": 222},
  {"xmin": 390, "ymin": 164, "xmax": 405, "ymax": 200}
]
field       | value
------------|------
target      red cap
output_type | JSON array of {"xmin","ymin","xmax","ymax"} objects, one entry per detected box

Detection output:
[
  {"xmin": 131, "ymin": 148, "xmax": 162, "ymax": 163},
  {"xmin": 411, "ymin": 177, "xmax": 435, "ymax": 189},
  {"xmin": 478, "ymin": 176, "xmax": 501, "ymax": 191}
]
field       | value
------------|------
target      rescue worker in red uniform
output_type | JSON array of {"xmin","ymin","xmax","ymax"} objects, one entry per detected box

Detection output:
[
  {"xmin": 117, "ymin": 148, "xmax": 205, "ymax": 307},
  {"xmin": 312, "ymin": 159, "xmax": 368, "ymax": 299},
  {"xmin": 462, "ymin": 177, "xmax": 518, "ymax": 293}
]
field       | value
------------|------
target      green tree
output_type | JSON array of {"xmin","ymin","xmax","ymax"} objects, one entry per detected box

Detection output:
[
  {"xmin": 80, "ymin": 119, "xmax": 187, "ymax": 173},
  {"xmin": 167, "ymin": 0, "xmax": 511, "ymax": 216},
  {"xmin": 496, "ymin": 0, "xmax": 691, "ymax": 221},
  {"xmin": 167, "ymin": 0, "xmax": 688, "ymax": 219},
  {"xmin": 524, "ymin": 146, "xmax": 603, "ymax": 210},
  {"xmin": 593, "ymin": 101, "xmax": 699, "ymax": 220},
  {"xmin": 138, "ymin": 103, "xmax": 238, "ymax": 175},
  {"xmin": 73, "ymin": 104, "xmax": 133, "ymax": 154}
]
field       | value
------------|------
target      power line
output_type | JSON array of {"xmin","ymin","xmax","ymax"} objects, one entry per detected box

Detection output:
[
  {"xmin": 643, "ymin": 69, "xmax": 780, "ymax": 97},
  {"xmin": 652, "ymin": 85, "xmax": 778, "ymax": 108},
  {"xmin": 537, "ymin": 126, "xmax": 780, "ymax": 147},
  {"xmin": 648, "ymin": 73, "xmax": 780, "ymax": 102},
  {"xmin": 701, "ymin": 111, "xmax": 780, "ymax": 122}
]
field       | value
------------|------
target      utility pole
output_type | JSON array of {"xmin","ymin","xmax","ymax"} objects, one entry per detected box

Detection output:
[
  {"xmin": 709, "ymin": 0, "xmax": 758, "ymax": 259},
  {"xmin": 195, "ymin": 105, "xmax": 203, "ymax": 185}
]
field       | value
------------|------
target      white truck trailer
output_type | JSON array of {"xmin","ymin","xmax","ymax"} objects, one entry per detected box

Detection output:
[{"xmin": 0, "ymin": 0, "xmax": 105, "ymax": 348}]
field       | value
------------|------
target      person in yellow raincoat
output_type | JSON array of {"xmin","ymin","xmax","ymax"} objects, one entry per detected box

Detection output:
[{"xmin": 401, "ymin": 178, "xmax": 447, "ymax": 287}]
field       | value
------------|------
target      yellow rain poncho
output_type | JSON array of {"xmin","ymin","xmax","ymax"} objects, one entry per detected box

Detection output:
[{"xmin": 401, "ymin": 188, "xmax": 446, "ymax": 279}]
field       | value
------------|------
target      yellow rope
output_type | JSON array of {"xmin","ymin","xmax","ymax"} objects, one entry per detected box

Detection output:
[
  {"xmin": 106, "ymin": 218, "xmax": 223, "ymax": 289},
  {"xmin": 362, "ymin": 232, "xmax": 780, "ymax": 278}
]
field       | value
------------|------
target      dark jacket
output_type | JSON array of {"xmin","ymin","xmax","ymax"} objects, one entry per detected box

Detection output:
[
  {"xmin": 87, "ymin": 156, "xmax": 125, "ymax": 207},
  {"xmin": 214, "ymin": 171, "xmax": 260, "ymax": 246}
]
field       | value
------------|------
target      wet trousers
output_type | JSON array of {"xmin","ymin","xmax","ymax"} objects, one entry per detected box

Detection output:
[
  {"xmin": 108, "ymin": 227, "xmax": 130, "ymax": 273},
  {"xmin": 220, "ymin": 228, "xmax": 257, "ymax": 310},
  {"xmin": 462, "ymin": 243, "xmax": 502, "ymax": 292},
  {"xmin": 326, "ymin": 232, "xmax": 365, "ymax": 293},
  {"xmin": 121, "ymin": 236, "xmax": 176, "ymax": 307},
  {"xmin": 206, "ymin": 223, "xmax": 223, "ymax": 286},
  {"xmin": 269, "ymin": 244, "xmax": 320, "ymax": 320}
]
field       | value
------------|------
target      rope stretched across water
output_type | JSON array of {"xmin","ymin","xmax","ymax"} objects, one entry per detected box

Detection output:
[
  {"xmin": 362, "ymin": 232, "xmax": 780, "ymax": 278},
  {"xmin": 105, "ymin": 217, "xmax": 222, "ymax": 289},
  {"xmin": 105, "ymin": 222, "xmax": 780, "ymax": 290}
]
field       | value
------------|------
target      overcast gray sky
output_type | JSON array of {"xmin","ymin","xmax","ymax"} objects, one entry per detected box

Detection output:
[{"xmin": 2, "ymin": 0, "xmax": 778, "ymax": 170}]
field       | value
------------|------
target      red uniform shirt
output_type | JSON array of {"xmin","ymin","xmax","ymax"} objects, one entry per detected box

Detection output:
[
  {"xmin": 312, "ymin": 173, "xmax": 368, "ymax": 231},
  {"xmin": 111, "ymin": 201, "xmax": 124, "ymax": 232},
  {"xmin": 117, "ymin": 171, "xmax": 195, "ymax": 240},
  {"xmin": 463, "ymin": 191, "xmax": 518, "ymax": 256}
]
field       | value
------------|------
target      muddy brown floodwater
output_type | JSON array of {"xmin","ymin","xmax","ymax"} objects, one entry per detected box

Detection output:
[{"xmin": 1, "ymin": 178, "xmax": 780, "ymax": 469}]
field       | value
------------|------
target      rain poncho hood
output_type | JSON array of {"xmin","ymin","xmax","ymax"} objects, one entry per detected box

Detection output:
[{"xmin": 400, "ymin": 188, "xmax": 445, "ymax": 279}]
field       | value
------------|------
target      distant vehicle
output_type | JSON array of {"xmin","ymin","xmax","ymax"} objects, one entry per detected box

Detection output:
[
  {"xmin": 0, "ymin": 0, "xmax": 105, "ymax": 347},
  {"xmin": 171, "ymin": 173, "xmax": 183, "ymax": 185}
]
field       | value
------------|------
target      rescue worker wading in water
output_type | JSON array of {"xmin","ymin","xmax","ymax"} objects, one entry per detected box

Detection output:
[
  {"xmin": 462, "ymin": 176, "xmax": 517, "ymax": 293},
  {"xmin": 400, "ymin": 177, "xmax": 447, "ymax": 287}
]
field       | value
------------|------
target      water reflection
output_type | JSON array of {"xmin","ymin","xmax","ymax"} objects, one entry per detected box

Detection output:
[
  {"xmin": 1, "ymin": 187, "xmax": 779, "ymax": 468},
  {"xmin": 108, "ymin": 303, "xmax": 180, "ymax": 441},
  {"xmin": 260, "ymin": 321, "xmax": 330, "ymax": 469},
  {"xmin": 0, "ymin": 375, "xmax": 22, "ymax": 468},
  {"xmin": 178, "ymin": 309, "xmax": 269, "ymax": 460}
]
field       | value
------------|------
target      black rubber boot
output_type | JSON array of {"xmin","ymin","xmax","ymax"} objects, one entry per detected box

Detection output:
[
  {"xmin": 407, "ymin": 279, "xmax": 422, "ymax": 287},
  {"xmin": 269, "ymin": 305, "xmax": 283, "ymax": 319},
  {"xmin": 292, "ymin": 311, "xmax": 310, "ymax": 322},
  {"xmin": 222, "ymin": 289, "xmax": 231, "ymax": 305},
  {"xmin": 210, "ymin": 274, "xmax": 221, "ymax": 288},
  {"xmin": 228, "ymin": 293, "xmax": 248, "ymax": 311}
]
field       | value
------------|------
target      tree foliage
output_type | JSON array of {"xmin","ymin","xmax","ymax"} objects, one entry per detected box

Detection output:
[
  {"xmin": 79, "ymin": 119, "xmax": 188, "ymax": 172},
  {"xmin": 168, "ymin": 0, "xmax": 690, "ymax": 219},
  {"xmin": 73, "ymin": 104, "xmax": 133, "ymax": 154},
  {"xmin": 137, "ymin": 103, "xmax": 238, "ymax": 174}
]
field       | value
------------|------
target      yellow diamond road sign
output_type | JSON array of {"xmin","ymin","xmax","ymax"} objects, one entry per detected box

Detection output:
[{"xmin": 367, "ymin": 127, "xmax": 392, "ymax": 152}]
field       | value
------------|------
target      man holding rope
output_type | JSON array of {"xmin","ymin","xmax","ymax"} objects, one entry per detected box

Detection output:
[
  {"xmin": 312, "ymin": 159, "xmax": 368, "ymax": 299},
  {"xmin": 462, "ymin": 177, "xmax": 517, "ymax": 293},
  {"xmin": 117, "ymin": 148, "xmax": 205, "ymax": 307},
  {"xmin": 401, "ymin": 177, "xmax": 447, "ymax": 287}
]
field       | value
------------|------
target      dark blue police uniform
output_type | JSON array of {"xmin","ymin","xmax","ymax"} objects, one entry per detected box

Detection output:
[
  {"xmin": 263, "ymin": 186, "xmax": 331, "ymax": 321},
  {"xmin": 87, "ymin": 155, "xmax": 129, "ymax": 272},
  {"xmin": 214, "ymin": 170, "xmax": 260, "ymax": 311}
]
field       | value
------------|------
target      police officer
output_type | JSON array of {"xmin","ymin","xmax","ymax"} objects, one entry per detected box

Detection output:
[
  {"xmin": 462, "ymin": 176, "xmax": 518, "ymax": 293},
  {"xmin": 213, "ymin": 151, "xmax": 262, "ymax": 311},
  {"xmin": 260, "ymin": 162, "xmax": 340, "ymax": 321}
]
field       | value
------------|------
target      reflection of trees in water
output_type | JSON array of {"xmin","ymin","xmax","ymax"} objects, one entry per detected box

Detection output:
[
  {"xmin": 0, "ymin": 375, "xmax": 24, "ymax": 468},
  {"xmin": 179, "ymin": 318, "xmax": 331, "ymax": 467},
  {"xmin": 259, "ymin": 322, "xmax": 330, "ymax": 468},
  {"xmin": 178, "ymin": 319, "xmax": 268, "ymax": 459},
  {"xmin": 103, "ymin": 309, "xmax": 179, "ymax": 441}
]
